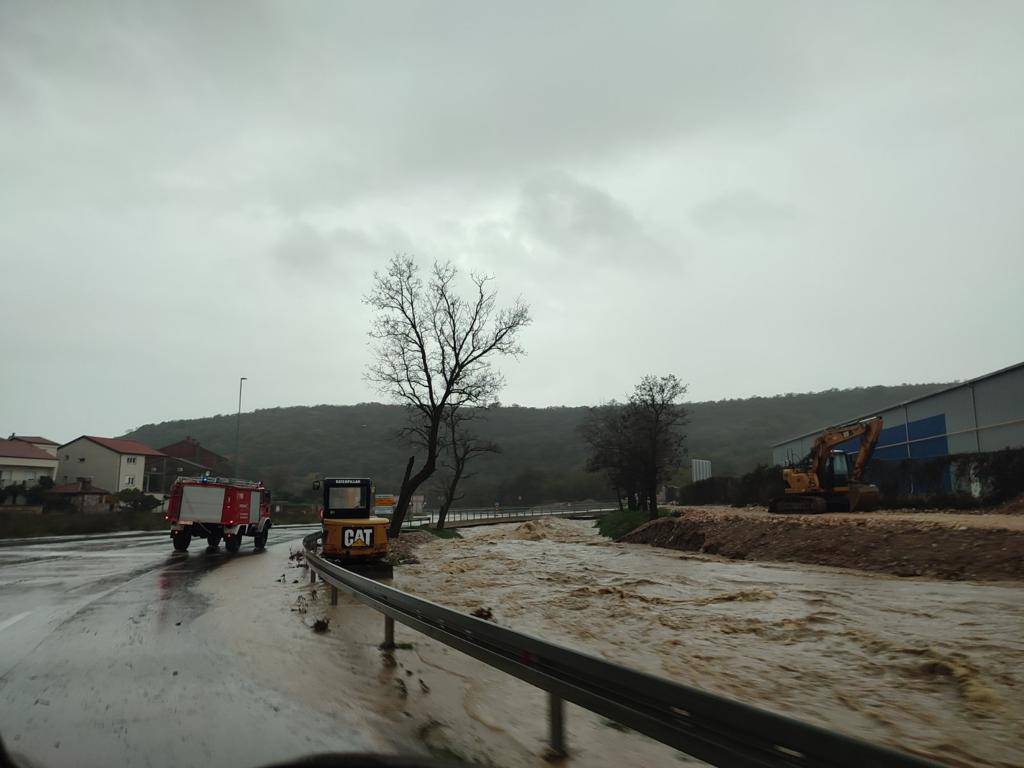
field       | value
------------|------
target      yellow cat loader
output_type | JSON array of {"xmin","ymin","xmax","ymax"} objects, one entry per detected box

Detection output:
[
  {"xmin": 769, "ymin": 416, "xmax": 883, "ymax": 513},
  {"xmin": 314, "ymin": 477, "xmax": 392, "ymax": 576}
]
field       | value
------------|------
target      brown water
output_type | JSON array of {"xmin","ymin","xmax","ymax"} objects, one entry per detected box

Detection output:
[{"xmin": 396, "ymin": 518, "xmax": 1024, "ymax": 768}]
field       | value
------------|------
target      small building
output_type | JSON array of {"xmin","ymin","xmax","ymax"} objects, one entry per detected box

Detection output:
[
  {"xmin": 8, "ymin": 435, "xmax": 60, "ymax": 458},
  {"xmin": 144, "ymin": 454, "xmax": 215, "ymax": 495},
  {"xmin": 691, "ymin": 459, "xmax": 712, "ymax": 482},
  {"xmin": 0, "ymin": 438, "xmax": 60, "ymax": 487},
  {"xmin": 157, "ymin": 437, "xmax": 229, "ymax": 473},
  {"xmin": 57, "ymin": 436, "xmax": 165, "ymax": 493},
  {"xmin": 47, "ymin": 478, "xmax": 113, "ymax": 513},
  {"xmin": 143, "ymin": 437, "xmax": 230, "ymax": 495}
]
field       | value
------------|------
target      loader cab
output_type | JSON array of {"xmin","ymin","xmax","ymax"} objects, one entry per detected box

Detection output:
[{"xmin": 316, "ymin": 477, "xmax": 375, "ymax": 520}]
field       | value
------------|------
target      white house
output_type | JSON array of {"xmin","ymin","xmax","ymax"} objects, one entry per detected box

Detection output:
[
  {"xmin": 0, "ymin": 439, "xmax": 60, "ymax": 486},
  {"xmin": 57, "ymin": 436, "xmax": 165, "ymax": 493}
]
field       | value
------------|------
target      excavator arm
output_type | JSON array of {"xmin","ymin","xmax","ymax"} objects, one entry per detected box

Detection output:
[{"xmin": 808, "ymin": 416, "xmax": 883, "ymax": 485}]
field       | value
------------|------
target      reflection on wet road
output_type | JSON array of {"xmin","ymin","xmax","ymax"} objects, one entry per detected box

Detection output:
[{"xmin": 0, "ymin": 527, "xmax": 407, "ymax": 768}]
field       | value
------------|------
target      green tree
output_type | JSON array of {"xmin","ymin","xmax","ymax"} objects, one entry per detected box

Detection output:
[
  {"xmin": 116, "ymin": 488, "xmax": 161, "ymax": 511},
  {"xmin": 629, "ymin": 375, "xmax": 688, "ymax": 518}
]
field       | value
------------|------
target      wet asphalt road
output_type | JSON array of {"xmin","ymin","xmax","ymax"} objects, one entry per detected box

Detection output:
[{"xmin": 0, "ymin": 527, "xmax": 398, "ymax": 768}]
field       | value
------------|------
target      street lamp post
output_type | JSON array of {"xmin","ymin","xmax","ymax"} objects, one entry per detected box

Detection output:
[{"xmin": 235, "ymin": 377, "xmax": 247, "ymax": 477}]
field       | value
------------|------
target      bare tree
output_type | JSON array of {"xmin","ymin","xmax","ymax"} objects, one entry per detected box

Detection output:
[
  {"xmin": 435, "ymin": 406, "xmax": 500, "ymax": 529},
  {"xmin": 366, "ymin": 256, "xmax": 529, "ymax": 536},
  {"xmin": 579, "ymin": 401, "xmax": 643, "ymax": 510}
]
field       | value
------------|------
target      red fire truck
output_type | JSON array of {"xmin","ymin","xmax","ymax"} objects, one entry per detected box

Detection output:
[{"xmin": 165, "ymin": 476, "xmax": 272, "ymax": 553}]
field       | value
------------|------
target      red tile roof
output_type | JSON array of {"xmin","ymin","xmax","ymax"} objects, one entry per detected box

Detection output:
[
  {"xmin": 62, "ymin": 436, "xmax": 165, "ymax": 457},
  {"xmin": 50, "ymin": 480, "xmax": 111, "ymax": 495},
  {"xmin": 0, "ymin": 439, "xmax": 58, "ymax": 461},
  {"xmin": 11, "ymin": 435, "xmax": 59, "ymax": 446}
]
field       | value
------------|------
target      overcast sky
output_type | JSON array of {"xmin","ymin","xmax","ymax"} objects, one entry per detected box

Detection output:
[{"xmin": 2, "ymin": 1, "xmax": 1023, "ymax": 442}]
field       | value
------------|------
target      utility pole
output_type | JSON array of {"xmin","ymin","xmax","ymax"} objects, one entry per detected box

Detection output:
[{"xmin": 235, "ymin": 377, "xmax": 247, "ymax": 477}]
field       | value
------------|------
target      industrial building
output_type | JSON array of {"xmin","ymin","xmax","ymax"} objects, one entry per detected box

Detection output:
[{"xmin": 771, "ymin": 361, "xmax": 1024, "ymax": 475}]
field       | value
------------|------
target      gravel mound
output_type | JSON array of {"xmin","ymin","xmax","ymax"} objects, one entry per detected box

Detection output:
[{"xmin": 621, "ymin": 510, "xmax": 1024, "ymax": 581}]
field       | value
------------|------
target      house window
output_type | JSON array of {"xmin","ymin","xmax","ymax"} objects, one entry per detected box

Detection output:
[
  {"xmin": 127, "ymin": 457, "xmax": 137, "ymax": 464},
  {"xmin": 125, "ymin": 476, "xmax": 136, "ymax": 486}
]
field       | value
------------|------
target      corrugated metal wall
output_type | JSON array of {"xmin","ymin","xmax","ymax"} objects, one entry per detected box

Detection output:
[{"xmin": 771, "ymin": 364, "xmax": 1024, "ymax": 472}]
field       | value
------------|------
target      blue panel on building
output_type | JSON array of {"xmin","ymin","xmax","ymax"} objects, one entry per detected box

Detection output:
[
  {"xmin": 877, "ymin": 423, "xmax": 908, "ymax": 448},
  {"xmin": 907, "ymin": 414, "xmax": 946, "ymax": 441},
  {"xmin": 910, "ymin": 435, "xmax": 949, "ymax": 459},
  {"xmin": 874, "ymin": 444, "xmax": 909, "ymax": 460}
]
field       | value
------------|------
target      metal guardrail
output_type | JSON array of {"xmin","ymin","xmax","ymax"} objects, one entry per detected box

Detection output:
[
  {"xmin": 302, "ymin": 531, "xmax": 945, "ymax": 768},
  {"xmin": 399, "ymin": 500, "xmax": 619, "ymax": 528}
]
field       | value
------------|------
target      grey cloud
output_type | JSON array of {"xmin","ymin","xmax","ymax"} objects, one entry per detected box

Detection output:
[
  {"xmin": 517, "ymin": 173, "xmax": 676, "ymax": 265},
  {"xmin": 272, "ymin": 221, "xmax": 415, "ymax": 278},
  {"xmin": 2, "ymin": 1, "xmax": 1023, "ymax": 439},
  {"xmin": 272, "ymin": 224, "xmax": 336, "ymax": 272},
  {"xmin": 692, "ymin": 191, "xmax": 796, "ymax": 234}
]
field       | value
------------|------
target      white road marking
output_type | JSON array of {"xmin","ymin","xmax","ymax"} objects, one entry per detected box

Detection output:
[{"xmin": 0, "ymin": 610, "xmax": 33, "ymax": 632}]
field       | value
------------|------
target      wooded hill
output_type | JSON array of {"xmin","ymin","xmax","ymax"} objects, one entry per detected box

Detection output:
[{"xmin": 125, "ymin": 382, "xmax": 946, "ymax": 506}]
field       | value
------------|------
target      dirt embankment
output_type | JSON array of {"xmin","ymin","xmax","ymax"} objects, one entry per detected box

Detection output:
[{"xmin": 621, "ymin": 508, "xmax": 1024, "ymax": 581}]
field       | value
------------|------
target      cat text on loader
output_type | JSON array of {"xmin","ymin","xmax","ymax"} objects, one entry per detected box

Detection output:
[
  {"xmin": 314, "ymin": 477, "xmax": 392, "ymax": 577},
  {"xmin": 769, "ymin": 416, "xmax": 884, "ymax": 513}
]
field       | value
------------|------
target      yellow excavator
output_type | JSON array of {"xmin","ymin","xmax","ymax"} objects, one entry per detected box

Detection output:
[{"xmin": 769, "ymin": 416, "xmax": 883, "ymax": 513}]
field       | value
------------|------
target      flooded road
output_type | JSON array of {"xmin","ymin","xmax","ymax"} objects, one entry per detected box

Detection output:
[
  {"xmin": 2, "ymin": 520, "xmax": 1020, "ymax": 768},
  {"xmin": 0, "ymin": 526, "xmax": 416, "ymax": 768},
  {"xmin": 395, "ymin": 518, "xmax": 1024, "ymax": 768}
]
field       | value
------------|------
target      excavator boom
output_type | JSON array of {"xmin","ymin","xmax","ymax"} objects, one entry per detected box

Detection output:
[{"xmin": 809, "ymin": 416, "xmax": 884, "ymax": 481}]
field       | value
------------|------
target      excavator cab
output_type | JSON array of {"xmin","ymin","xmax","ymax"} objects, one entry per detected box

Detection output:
[
  {"xmin": 314, "ymin": 477, "xmax": 391, "ymax": 573},
  {"xmin": 823, "ymin": 451, "xmax": 849, "ymax": 490}
]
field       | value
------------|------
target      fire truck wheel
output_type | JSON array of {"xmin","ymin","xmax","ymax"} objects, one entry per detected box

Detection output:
[
  {"xmin": 172, "ymin": 530, "xmax": 192, "ymax": 552},
  {"xmin": 206, "ymin": 533, "xmax": 222, "ymax": 550},
  {"xmin": 225, "ymin": 534, "xmax": 243, "ymax": 554},
  {"xmin": 254, "ymin": 530, "xmax": 268, "ymax": 551}
]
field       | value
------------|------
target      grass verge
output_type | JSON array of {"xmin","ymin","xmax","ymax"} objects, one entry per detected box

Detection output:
[{"xmin": 595, "ymin": 508, "xmax": 670, "ymax": 539}]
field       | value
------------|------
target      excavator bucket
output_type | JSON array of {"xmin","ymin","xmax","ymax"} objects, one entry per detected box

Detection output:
[{"xmin": 847, "ymin": 483, "xmax": 881, "ymax": 512}]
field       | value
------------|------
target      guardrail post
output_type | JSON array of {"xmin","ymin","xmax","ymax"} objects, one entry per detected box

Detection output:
[
  {"xmin": 382, "ymin": 616, "xmax": 395, "ymax": 649},
  {"xmin": 548, "ymin": 692, "xmax": 567, "ymax": 757},
  {"xmin": 330, "ymin": 585, "xmax": 338, "ymax": 605}
]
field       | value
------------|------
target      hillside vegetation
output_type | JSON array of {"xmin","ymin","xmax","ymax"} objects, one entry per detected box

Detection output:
[{"xmin": 125, "ymin": 383, "xmax": 946, "ymax": 505}]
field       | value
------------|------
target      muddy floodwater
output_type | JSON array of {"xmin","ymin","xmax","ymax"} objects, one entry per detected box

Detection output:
[{"xmin": 395, "ymin": 518, "xmax": 1023, "ymax": 768}]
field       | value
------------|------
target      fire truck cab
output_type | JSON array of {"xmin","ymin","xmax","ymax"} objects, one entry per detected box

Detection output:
[{"xmin": 166, "ymin": 476, "xmax": 272, "ymax": 553}]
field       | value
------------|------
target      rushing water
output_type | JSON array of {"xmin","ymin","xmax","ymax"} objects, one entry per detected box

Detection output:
[{"xmin": 396, "ymin": 518, "xmax": 1023, "ymax": 768}]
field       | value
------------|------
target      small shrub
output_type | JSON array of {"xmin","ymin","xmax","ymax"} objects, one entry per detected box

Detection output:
[{"xmin": 596, "ymin": 508, "xmax": 666, "ymax": 539}]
